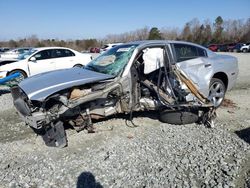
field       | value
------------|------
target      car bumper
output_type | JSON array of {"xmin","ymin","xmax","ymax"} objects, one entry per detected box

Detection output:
[{"xmin": 11, "ymin": 86, "xmax": 45, "ymax": 128}]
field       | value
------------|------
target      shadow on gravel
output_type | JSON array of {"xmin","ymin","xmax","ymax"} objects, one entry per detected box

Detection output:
[
  {"xmin": 0, "ymin": 89, "xmax": 10, "ymax": 95},
  {"xmin": 63, "ymin": 111, "xmax": 160, "ymax": 131},
  {"xmin": 92, "ymin": 110, "xmax": 159, "ymax": 123},
  {"xmin": 77, "ymin": 171, "xmax": 103, "ymax": 188},
  {"xmin": 235, "ymin": 127, "xmax": 250, "ymax": 144}
]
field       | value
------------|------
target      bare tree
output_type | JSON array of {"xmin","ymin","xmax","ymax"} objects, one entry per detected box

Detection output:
[
  {"xmin": 161, "ymin": 27, "xmax": 179, "ymax": 40},
  {"xmin": 1, "ymin": 17, "xmax": 250, "ymax": 50}
]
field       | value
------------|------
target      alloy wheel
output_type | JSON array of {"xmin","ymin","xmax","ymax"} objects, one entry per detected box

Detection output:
[{"xmin": 209, "ymin": 79, "xmax": 225, "ymax": 107}]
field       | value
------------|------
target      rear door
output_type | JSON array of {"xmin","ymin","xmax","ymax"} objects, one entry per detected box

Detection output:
[
  {"xmin": 28, "ymin": 49, "xmax": 56, "ymax": 76},
  {"xmin": 171, "ymin": 43, "xmax": 212, "ymax": 96},
  {"xmin": 52, "ymin": 49, "xmax": 76, "ymax": 69}
]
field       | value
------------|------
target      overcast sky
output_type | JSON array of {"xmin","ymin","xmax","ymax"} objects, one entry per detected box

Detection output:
[{"xmin": 0, "ymin": 0, "xmax": 249, "ymax": 40}]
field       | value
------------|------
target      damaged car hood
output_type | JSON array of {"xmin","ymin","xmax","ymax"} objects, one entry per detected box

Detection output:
[{"xmin": 19, "ymin": 68, "xmax": 114, "ymax": 101}]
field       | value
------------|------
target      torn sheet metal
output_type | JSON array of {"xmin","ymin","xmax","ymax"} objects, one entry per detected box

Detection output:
[{"xmin": 173, "ymin": 65, "xmax": 211, "ymax": 105}]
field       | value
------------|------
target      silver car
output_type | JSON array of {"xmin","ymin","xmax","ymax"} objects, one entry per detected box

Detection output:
[{"xmin": 11, "ymin": 41, "xmax": 238, "ymax": 147}]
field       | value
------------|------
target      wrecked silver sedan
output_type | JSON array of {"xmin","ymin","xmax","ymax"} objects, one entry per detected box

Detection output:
[{"xmin": 11, "ymin": 41, "xmax": 238, "ymax": 147}]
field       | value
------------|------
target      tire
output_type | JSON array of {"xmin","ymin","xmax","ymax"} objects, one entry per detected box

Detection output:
[
  {"xmin": 73, "ymin": 64, "xmax": 83, "ymax": 68},
  {"xmin": 8, "ymin": 70, "xmax": 27, "ymax": 84},
  {"xmin": 243, "ymin": 49, "xmax": 247, "ymax": 53},
  {"xmin": 208, "ymin": 78, "xmax": 226, "ymax": 108},
  {"xmin": 159, "ymin": 109, "xmax": 199, "ymax": 125}
]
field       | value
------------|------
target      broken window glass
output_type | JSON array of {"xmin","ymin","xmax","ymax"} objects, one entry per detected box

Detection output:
[{"xmin": 85, "ymin": 44, "xmax": 138, "ymax": 76}]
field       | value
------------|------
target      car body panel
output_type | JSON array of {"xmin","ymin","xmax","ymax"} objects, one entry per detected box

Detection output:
[
  {"xmin": 28, "ymin": 58, "xmax": 56, "ymax": 75},
  {"xmin": 19, "ymin": 68, "xmax": 114, "ymax": 101},
  {"xmin": 176, "ymin": 57, "xmax": 214, "ymax": 97}
]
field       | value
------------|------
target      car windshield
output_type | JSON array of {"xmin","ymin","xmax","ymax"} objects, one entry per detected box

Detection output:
[
  {"xmin": 18, "ymin": 49, "xmax": 37, "ymax": 60},
  {"xmin": 85, "ymin": 44, "xmax": 137, "ymax": 76}
]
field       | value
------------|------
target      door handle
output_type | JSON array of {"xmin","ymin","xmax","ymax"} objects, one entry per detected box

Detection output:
[{"xmin": 204, "ymin": 64, "xmax": 211, "ymax": 68}]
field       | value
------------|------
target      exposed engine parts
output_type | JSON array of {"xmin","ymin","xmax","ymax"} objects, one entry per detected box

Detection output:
[{"xmin": 11, "ymin": 41, "xmax": 237, "ymax": 147}]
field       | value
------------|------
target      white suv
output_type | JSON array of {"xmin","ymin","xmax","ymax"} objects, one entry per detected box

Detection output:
[
  {"xmin": 0, "ymin": 47, "xmax": 92, "ymax": 82},
  {"xmin": 240, "ymin": 43, "xmax": 250, "ymax": 53}
]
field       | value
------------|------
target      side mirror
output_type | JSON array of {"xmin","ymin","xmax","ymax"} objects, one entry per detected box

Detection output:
[{"xmin": 30, "ymin": 57, "xmax": 36, "ymax": 62}]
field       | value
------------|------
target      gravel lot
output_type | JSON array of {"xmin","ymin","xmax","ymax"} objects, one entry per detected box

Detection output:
[{"xmin": 0, "ymin": 53, "xmax": 249, "ymax": 188}]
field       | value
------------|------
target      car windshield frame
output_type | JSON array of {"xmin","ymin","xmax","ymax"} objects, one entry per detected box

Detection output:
[
  {"xmin": 17, "ymin": 49, "xmax": 37, "ymax": 60},
  {"xmin": 85, "ymin": 44, "xmax": 138, "ymax": 76}
]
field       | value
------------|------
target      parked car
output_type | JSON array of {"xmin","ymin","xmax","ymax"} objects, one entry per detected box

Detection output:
[
  {"xmin": 11, "ymin": 40, "xmax": 238, "ymax": 147},
  {"xmin": 226, "ymin": 43, "xmax": 237, "ymax": 52},
  {"xmin": 217, "ymin": 44, "xmax": 228, "ymax": 52},
  {"xmin": 0, "ymin": 48, "xmax": 35, "ymax": 66},
  {"xmin": 231, "ymin": 43, "xmax": 245, "ymax": 52},
  {"xmin": 0, "ymin": 47, "xmax": 92, "ymax": 83},
  {"xmin": 100, "ymin": 43, "xmax": 123, "ymax": 53},
  {"xmin": 0, "ymin": 48, "xmax": 31, "ymax": 60},
  {"xmin": 0, "ymin": 47, "xmax": 11, "ymax": 54},
  {"xmin": 208, "ymin": 44, "xmax": 220, "ymax": 52},
  {"xmin": 89, "ymin": 47, "xmax": 100, "ymax": 53},
  {"xmin": 240, "ymin": 43, "xmax": 250, "ymax": 53}
]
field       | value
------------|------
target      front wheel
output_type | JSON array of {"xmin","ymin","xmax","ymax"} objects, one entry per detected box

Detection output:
[
  {"xmin": 73, "ymin": 64, "xmax": 83, "ymax": 68},
  {"xmin": 243, "ymin": 49, "xmax": 247, "ymax": 53},
  {"xmin": 8, "ymin": 70, "xmax": 27, "ymax": 85},
  {"xmin": 208, "ymin": 78, "xmax": 226, "ymax": 108}
]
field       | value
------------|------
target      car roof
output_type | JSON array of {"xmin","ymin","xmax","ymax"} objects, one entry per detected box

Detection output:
[
  {"xmin": 122, "ymin": 40, "xmax": 207, "ymax": 50},
  {"xmin": 33, "ymin": 47, "xmax": 75, "ymax": 51}
]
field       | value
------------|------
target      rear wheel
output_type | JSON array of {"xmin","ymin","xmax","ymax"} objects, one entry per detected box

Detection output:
[
  {"xmin": 243, "ymin": 49, "xmax": 247, "ymax": 53},
  {"xmin": 208, "ymin": 78, "xmax": 226, "ymax": 108}
]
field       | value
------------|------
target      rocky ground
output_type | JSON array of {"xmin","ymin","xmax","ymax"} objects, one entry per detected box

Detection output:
[{"xmin": 0, "ymin": 53, "xmax": 249, "ymax": 188}]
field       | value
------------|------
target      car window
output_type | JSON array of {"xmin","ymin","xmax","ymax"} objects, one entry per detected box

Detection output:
[
  {"xmin": 18, "ymin": 49, "xmax": 37, "ymax": 60},
  {"xmin": 53, "ymin": 49, "xmax": 75, "ymax": 58},
  {"xmin": 173, "ymin": 44, "xmax": 207, "ymax": 62},
  {"xmin": 85, "ymin": 44, "xmax": 138, "ymax": 76},
  {"xmin": 197, "ymin": 47, "xmax": 207, "ymax": 57},
  {"xmin": 53, "ymin": 49, "xmax": 64, "ymax": 58},
  {"xmin": 33, "ymin": 50, "xmax": 52, "ymax": 60},
  {"xmin": 64, "ymin": 49, "xmax": 75, "ymax": 57},
  {"xmin": 174, "ymin": 44, "xmax": 197, "ymax": 62},
  {"xmin": 18, "ymin": 49, "xmax": 29, "ymax": 54}
]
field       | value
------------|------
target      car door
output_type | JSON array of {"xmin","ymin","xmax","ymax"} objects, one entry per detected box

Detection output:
[
  {"xmin": 53, "ymin": 49, "xmax": 76, "ymax": 69},
  {"xmin": 172, "ymin": 43, "xmax": 212, "ymax": 96},
  {"xmin": 28, "ymin": 49, "xmax": 56, "ymax": 76}
]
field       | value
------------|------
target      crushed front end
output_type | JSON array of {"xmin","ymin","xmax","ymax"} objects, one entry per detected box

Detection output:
[{"xmin": 11, "ymin": 86, "xmax": 68, "ymax": 147}]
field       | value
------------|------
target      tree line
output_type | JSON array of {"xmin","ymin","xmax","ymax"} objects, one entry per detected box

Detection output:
[{"xmin": 1, "ymin": 16, "xmax": 249, "ymax": 51}]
